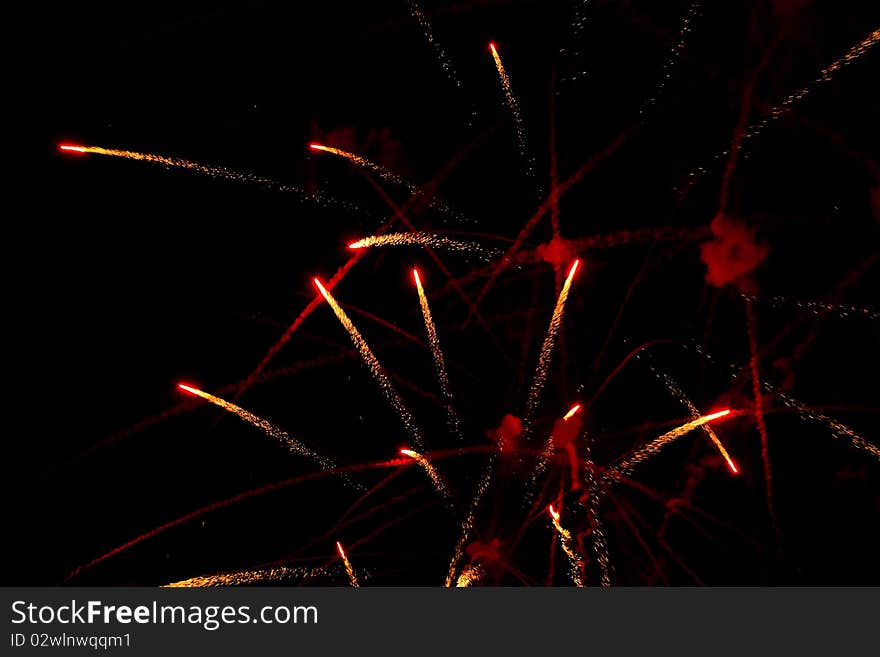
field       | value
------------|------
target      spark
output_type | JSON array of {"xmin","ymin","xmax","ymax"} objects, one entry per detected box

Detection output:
[
  {"xmin": 177, "ymin": 383, "xmax": 347, "ymax": 479},
  {"xmin": 163, "ymin": 566, "xmax": 314, "ymax": 587},
  {"xmin": 400, "ymin": 447, "xmax": 452, "ymax": 499},
  {"xmin": 336, "ymin": 541, "xmax": 359, "ymax": 587},
  {"xmin": 314, "ymin": 278, "xmax": 425, "ymax": 450},
  {"xmin": 348, "ymin": 232, "xmax": 499, "ymax": 259},
  {"xmin": 309, "ymin": 143, "xmax": 407, "ymax": 187},
  {"xmin": 489, "ymin": 41, "xmax": 534, "ymax": 175},
  {"xmin": 562, "ymin": 403, "xmax": 581, "ymax": 421},
  {"xmin": 547, "ymin": 505, "xmax": 584, "ymax": 587},
  {"xmin": 57, "ymin": 143, "xmax": 354, "ymax": 211},
  {"xmin": 445, "ymin": 456, "xmax": 495, "ymax": 586},
  {"xmin": 644, "ymin": 362, "xmax": 739, "ymax": 474},
  {"xmin": 524, "ymin": 259, "xmax": 581, "ymax": 435},
  {"xmin": 612, "ymin": 410, "xmax": 733, "ymax": 477},
  {"xmin": 413, "ymin": 268, "xmax": 461, "ymax": 440},
  {"xmin": 455, "ymin": 564, "xmax": 485, "ymax": 587}
]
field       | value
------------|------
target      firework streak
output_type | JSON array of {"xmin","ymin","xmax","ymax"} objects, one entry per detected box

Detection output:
[
  {"xmin": 524, "ymin": 260, "xmax": 580, "ymax": 438},
  {"xmin": 489, "ymin": 42, "xmax": 534, "ymax": 174},
  {"xmin": 413, "ymin": 268, "xmax": 461, "ymax": 440},
  {"xmin": 58, "ymin": 144, "xmax": 355, "ymax": 211},
  {"xmin": 349, "ymin": 232, "xmax": 499, "ymax": 260},
  {"xmin": 314, "ymin": 278, "xmax": 426, "ymax": 450},
  {"xmin": 548, "ymin": 505, "xmax": 584, "ymax": 587},
  {"xmin": 455, "ymin": 564, "xmax": 485, "ymax": 587},
  {"xmin": 163, "ymin": 566, "xmax": 317, "ymax": 587},
  {"xmin": 610, "ymin": 410, "xmax": 733, "ymax": 478},
  {"xmin": 336, "ymin": 542, "xmax": 359, "ymax": 587},
  {"xmin": 645, "ymin": 362, "xmax": 739, "ymax": 474},
  {"xmin": 445, "ymin": 455, "xmax": 495, "ymax": 586},
  {"xmin": 177, "ymin": 384, "xmax": 351, "ymax": 481},
  {"xmin": 400, "ymin": 448, "xmax": 452, "ymax": 499}
]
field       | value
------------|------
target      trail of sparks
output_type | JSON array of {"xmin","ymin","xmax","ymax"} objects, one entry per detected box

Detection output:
[
  {"xmin": 455, "ymin": 564, "xmax": 485, "ymax": 587},
  {"xmin": 745, "ymin": 297, "xmax": 779, "ymax": 541},
  {"xmin": 644, "ymin": 362, "xmax": 739, "ymax": 474},
  {"xmin": 336, "ymin": 542, "xmax": 359, "ymax": 587},
  {"xmin": 583, "ymin": 443, "xmax": 612, "ymax": 587},
  {"xmin": 400, "ymin": 448, "xmax": 452, "ymax": 500},
  {"xmin": 548, "ymin": 505, "xmax": 584, "ymax": 587},
  {"xmin": 774, "ymin": 390, "xmax": 880, "ymax": 461},
  {"xmin": 413, "ymin": 269, "xmax": 461, "ymax": 440},
  {"xmin": 57, "ymin": 144, "xmax": 355, "ymax": 212},
  {"xmin": 489, "ymin": 42, "xmax": 534, "ymax": 175},
  {"xmin": 557, "ymin": 0, "xmax": 591, "ymax": 90},
  {"xmin": 314, "ymin": 278, "xmax": 425, "ymax": 450},
  {"xmin": 640, "ymin": 0, "xmax": 701, "ymax": 114},
  {"xmin": 406, "ymin": 0, "xmax": 476, "ymax": 124},
  {"xmin": 445, "ymin": 455, "xmax": 495, "ymax": 587},
  {"xmin": 741, "ymin": 292, "xmax": 879, "ymax": 321},
  {"xmin": 524, "ymin": 260, "xmax": 580, "ymax": 436},
  {"xmin": 611, "ymin": 410, "xmax": 733, "ymax": 478},
  {"xmin": 349, "ymin": 232, "xmax": 499, "ymax": 259},
  {"xmin": 177, "ymin": 383, "xmax": 350, "ymax": 481},
  {"xmin": 163, "ymin": 566, "xmax": 315, "ymax": 587}
]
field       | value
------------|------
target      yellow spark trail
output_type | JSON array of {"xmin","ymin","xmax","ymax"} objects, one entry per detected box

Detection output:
[
  {"xmin": 611, "ymin": 409, "xmax": 733, "ymax": 478},
  {"xmin": 177, "ymin": 383, "xmax": 342, "ymax": 475},
  {"xmin": 548, "ymin": 505, "xmax": 584, "ymax": 587},
  {"xmin": 646, "ymin": 364, "xmax": 739, "ymax": 474},
  {"xmin": 310, "ymin": 143, "xmax": 407, "ymax": 187},
  {"xmin": 489, "ymin": 42, "xmax": 534, "ymax": 174},
  {"xmin": 400, "ymin": 448, "xmax": 452, "ymax": 500},
  {"xmin": 314, "ymin": 278, "xmax": 425, "ymax": 450},
  {"xmin": 348, "ymin": 232, "xmax": 499, "ymax": 260},
  {"xmin": 336, "ymin": 541, "xmax": 359, "ymax": 587},
  {"xmin": 58, "ymin": 144, "xmax": 351, "ymax": 210},
  {"xmin": 524, "ymin": 260, "xmax": 580, "ymax": 436},
  {"xmin": 455, "ymin": 564, "xmax": 485, "ymax": 587},
  {"xmin": 445, "ymin": 456, "xmax": 495, "ymax": 587},
  {"xmin": 163, "ymin": 566, "xmax": 314, "ymax": 587},
  {"xmin": 413, "ymin": 269, "xmax": 461, "ymax": 440}
]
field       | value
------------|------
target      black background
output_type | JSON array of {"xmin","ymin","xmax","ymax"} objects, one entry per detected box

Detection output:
[{"xmin": 14, "ymin": 0, "xmax": 880, "ymax": 585}]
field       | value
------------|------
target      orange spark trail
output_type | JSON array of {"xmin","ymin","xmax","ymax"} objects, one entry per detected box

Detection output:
[
  {"xmin": 57, "ymin": 144, "xmax": 351, "ymax": 210},
  {"xmin": 400, "ymin": 447, "xmax": 452, "ymax": 499},
  {"xmin": 177, "ymin": 383, "xmax": 342, "ymax": 475},
  {"xmin": 455, "ymin": 564, "xmax": 485, "ymax": 587},
  {"xmin": 445, "ymin": 456, "xmax": 495, "ymax": 586},
  {"xmin": 646, "ymin": 364, "xmax": 739, "ymax": 474},
  {"xmin": 336, "ymin": 541, "xmax": 359, "ymax": 587},
  {"xmin": 348, "ymin": 232, "xmax": 499, "ymax": 259},
  {"xmin": 310, "ymin": 143, "xmax": 407, "ymax": 186},
  {"xmin": 413, "ymin": 269, "xmax": 461, "ymax": 440},
  {"xmin": 163, "ymin": 566, "xmax": 316, "ymax": 587},
  {"xmin": 562, "ymin": 403, "xmax": 581, "ymax": 421},
  {"xmin": 612, "ymin": 409, "xmax": 733, "ymax": 477},
  {"xmin": 524, "ymin": 260, "xmax": 580, "ymax": 436},
  {"xmin": 314, "ymin": 278, "xmax": 425, "ymax": 450},
  {"xmin": 548, "ymin": 505, "xmax": 584, "ymax": 587},
  {"xmin": 489, "ymin": 42, "xmax": 534, "ymax": 174}
]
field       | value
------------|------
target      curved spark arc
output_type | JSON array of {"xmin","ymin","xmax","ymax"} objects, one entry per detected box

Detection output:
[
  {"xmin": 611, "ymin": 410, "xmax": 733, "ymax": 478},
  {"xmin": 400, "ymin": 447, "xmax": 452, "ymax": 500},
  {"xmin": 163, "ymin": 566, "xmax": 319, "ymax": 587},
  {"xmin": 349, "ymin": 232, "xmax": 499, "ymax": 260},
  {"xmin": 176, "ymin": 383, "xmax": 356, "ymax": 485},
  {"xmin": 413, "ymin": 269, "xmax": 462, "ymax": 440},
  {"xmin": 314, "ymin": 278, "xmax": 426, "ymax": 450}
]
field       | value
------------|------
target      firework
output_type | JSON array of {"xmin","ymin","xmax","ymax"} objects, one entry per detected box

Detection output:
[
  {"xmin": 413, "ymin": 268, "xmax": 461, "ymax": 440},
  {"xmin": 336, "ymin": 541, "xmax": 359, "ymax": 587},
  {"xmin": 455, "ymin": 563, "xmax": 485, "ymax": 587},
  {"xmin": 562, "ymin": 403, "xmax": 581, "ymax": 421},
  {"xmin": 611, "ymin": 410, "xmax": 733, "ymax": 478},
  {"xmin": 400, "ymin": 448, "xmax": 452, "ymax": 500},
  {"xmin": 548, "ymin": 505, "xmax": 584, "ymax": 587},
  {"xmin": 489, "ymin": 42, "xmax": 534, "ymax": 174},
  {"xmin": 58, "ymin": 144, "xmax": 353, "ymax": 211},
  {"xmin": 348, "ymin": 232, "xmax": 499, "ymax": 259},
  {"xmin": 163, "ymin": 566, "xmax": 316, "ymax": 587},
  {"xmin": 314, "ymin": 278, "xmax": 425, "ymax": 450},
  {"xmin": 177, "ymin": 383, "xmax": 344, "ymax": 478},
  {"xmin": 310, "ymin": 143, "xmax": 407, "ymax": 187},
  {"xmin": 445, "ymin": 456, "xmax": 495, "ymax": 587},
  {"xmin": 524, "ymin": 260, "xmax": 580, "ymax": 437}
]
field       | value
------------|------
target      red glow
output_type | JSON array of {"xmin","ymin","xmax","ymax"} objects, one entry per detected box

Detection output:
[
  {"xmin": 177, "ymin": 383, "xmax": 199, "ymax": 395},
  {"xmin": 412, "ymin": 268, "xmax": 421, "ymax": 287},
  {"xmin": 347, "ymin": 242, "xmax": 362, "ymax": 250},
  {"xmin": 706, "ymin": 409, "xmax": 732, "ymax": 421},
  {"xmin": 563, "ymin": 403, "xmax": 581, "ymax": 421},
  {"xmin": 309, "ymin": 143, "xmax": 329, "ymax": 152},
  {"xmin": 726, "ymin": 457, "xmax": 740, "ymax": 475},
  {"xmin": 58, "ymin": 144, "xmax": 87, "ymax": 153},
  {"xmin": 336, "ymin": 541, "xmax": 347, "ymax": 559},
  {"xmin": 489, "ymin": 42, "xmax": 497, "ymax": 54},
  {"xmin": 566, "ymin": 259, "xmax": 580, "ymax": 283},
  {"xmin": 548, "ymin": 504, "xmax": 560, "ymax": 521}
]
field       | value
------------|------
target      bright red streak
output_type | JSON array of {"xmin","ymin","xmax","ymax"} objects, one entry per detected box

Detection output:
[
  {"xmin": 336, "ymin": 541, "xmax": 347, "ymax": 560},
  {"xmin": 177, "ymin": 383, "xmax": 199, "ymax": 395},
  {"xmin": 347, "ymin": 242, "xmax": 361, "ymax": 250},
  {"xmin": 412, "ymin": 268, "xmax": 422, "ymax": 287},
  {"xmin": 566, "ymin": 259, "xmax": 580, "ymax": 283},
  {"xmin": 548, "ymin": 504, "xmax": 560, "ymax": 521},
  {"xmin": 704, "ymin": 409, "xmax": 731, "ymax": 422},
  {"xmin": 489, "ymin": 42, "xmax": 497, "ymax": 54},
  {"xmin": 59, "ymin": 144, "xmax": 87, "ymax": 153}
]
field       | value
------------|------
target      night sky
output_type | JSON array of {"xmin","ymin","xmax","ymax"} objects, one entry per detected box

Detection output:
[{"xmin": 17, "ymin": 0, "xmax": 880, "ymax": 585}]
